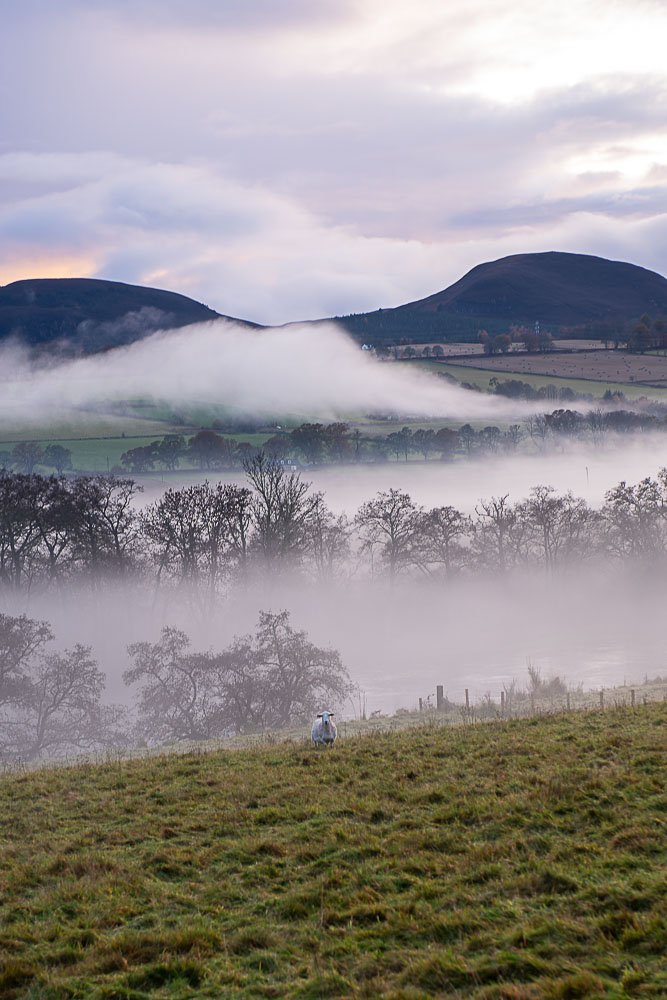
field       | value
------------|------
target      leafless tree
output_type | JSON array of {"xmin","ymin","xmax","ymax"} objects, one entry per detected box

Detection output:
[
  {"xmin": 355, "ymin": 488, "xmax": 423, "ymax": 581},
  {"xmin": 244, "ymin": 454, "xmax": 320, "ymax": 573}
]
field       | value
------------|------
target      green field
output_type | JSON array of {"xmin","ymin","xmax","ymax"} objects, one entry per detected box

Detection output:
[
  {"xmin": 1, "ymin": 704, "xmax": 665, "ymax": 999},
  {"xmin": 412, "ymin": 360, "xmax": 667, "ymax": 401}
]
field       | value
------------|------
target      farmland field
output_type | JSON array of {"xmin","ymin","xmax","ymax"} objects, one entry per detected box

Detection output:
[
  {"xmin": 411, "ymin": 359, "xmax": 667, "ymax": 400},
  {"xmin": 430, "ymin": 350, "xmax": 667, "ymax": 391},
  {"xmin": 0, "ymin": 704, "xmax": 664, "ymax": 999}
]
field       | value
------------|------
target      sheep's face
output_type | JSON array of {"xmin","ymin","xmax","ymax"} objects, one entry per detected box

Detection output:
[{"xmin": 318, "ymin": 711, "xmax": 333, "ymax": 727}]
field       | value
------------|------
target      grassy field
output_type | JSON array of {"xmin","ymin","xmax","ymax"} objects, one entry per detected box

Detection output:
[
  {"xmin": 413, "ymin": 361, "xmax": 667, "ymax": 401},
  {"xmin": 1, "ymin": 704, "xmax": 665, "ymax": 999}
]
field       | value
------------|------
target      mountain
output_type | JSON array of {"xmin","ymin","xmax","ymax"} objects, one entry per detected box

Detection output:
[
  {"xmin": 334, "ymin": 252, "xmax": 667, "ymax": 343},
  {"xmin": 4, "ymin": 252, "xmax": 667, "ymax": 354},
  {"xmin": 0, "ymin": 277, "xmax": 259, "ymax": 353}
]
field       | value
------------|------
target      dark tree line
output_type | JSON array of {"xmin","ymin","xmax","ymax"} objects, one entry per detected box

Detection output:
[{"xmin": 2, "ymin": 459, "xmax": 667, "ymax": 596}]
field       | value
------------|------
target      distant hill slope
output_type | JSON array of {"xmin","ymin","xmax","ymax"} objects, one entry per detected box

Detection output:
[
  {"xmin": 335, "ymin": 252, "xmax": 667, "ymax": 343},
  {"xmin": 0, "ymin": 277, "xmax": 259, "ymax": 353}
]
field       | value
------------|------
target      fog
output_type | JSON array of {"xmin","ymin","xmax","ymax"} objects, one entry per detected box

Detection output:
[
  {"xmin": 2, "ymin": 318, "xmax": 666, "ymax": 731},
  {"xmin": 12, "ymin": 564, "xmax": 664, "ymax": 720},
  {"xmin": 0, "ymin": 319, "xmax": 530, "ymax": 426}
]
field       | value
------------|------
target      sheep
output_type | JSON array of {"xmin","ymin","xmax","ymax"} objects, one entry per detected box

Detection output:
[{"xmin": 311, "ymin": 711, "xmax": 337, "ymax": 748}]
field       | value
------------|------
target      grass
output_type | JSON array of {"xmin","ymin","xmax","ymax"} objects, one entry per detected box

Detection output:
[
  {"xmin": 1, "ymin": 704, "xmax": 665, "ymax": 999},
  {"xmin": 412, "ymin": 361, "xmax": 667, "ymax": 401}
]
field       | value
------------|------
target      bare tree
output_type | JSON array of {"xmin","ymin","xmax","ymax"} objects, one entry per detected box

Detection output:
[
  {"xmin": 142, "ymin": 482, "xmax": 253, "ymax": 603},
  {"xmin": 244, "ymin": 454, "xmax": 319, "ymax": 572},
  {"xmin": 602, "ymin": 471, "xmax": 667, "ymax": 563},
  {"xmin": 355, "ymin": 489, "xmax": 422, "ymax": 581},
  {"xmin": 518, "ymin": 485, "xmax": 599, "ymax": 572},
  {"xmin": 472, "ymin": 495, "xmax": 524, "ymax": 574},
  {"xmin": 419, "ymin": 505, "xmax": 471, "ymax": 578},
  {"xmin": 0, "ymin": 616, "xmax": 129, "ymax": 760},
  {"xmin": 305, "ymin": 494, "xmax": 352, "ymax": 583},
  {"xmin": 125, "ymin": 628, "xmax": 221, "ymax": 744},
  {"xmin": 70, "ymin": 476, "xmax": 143, "ymax": 580},
  {"xmin": 0, "ymin": 612, "xmax": 53, "ymax": 709},
  {"xmin": 125, "ymin": 612, "xmax": 351, "ymax": 743}
]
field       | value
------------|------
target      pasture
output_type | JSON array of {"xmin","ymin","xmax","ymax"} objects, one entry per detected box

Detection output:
[
  {"xmin": 427, "ymin": 351, "xmax": 667, "ymax": 396},
  {"xmin": 0, "ymin": 703, "xmax": 664, "ymax": 999}
]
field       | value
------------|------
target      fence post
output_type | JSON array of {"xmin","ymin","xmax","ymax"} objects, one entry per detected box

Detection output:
[
  {"xmin": 566, "ymin": 692, "xmax": 571, "ymax": 711},
  {"xmin": 419, "ymin": 697, "xmax": 423, "ymax": 714},
  {"xmin": 436, "ymin": 685, "xmax": 444, "ymax": 711},
  {"xmin": 599, "ymin": 688, "xmax": 604, "ymax": 710},
  {"xmin": 500, "ymin": 690, "xmax": 505, "ymax": 717},
  {"xmin": 630, "ymin": 689, "xmax": 635, "ymax": 708},
  {"xmin": 465, "ymin": 688, "xmax": 469, "ymax": 711}
]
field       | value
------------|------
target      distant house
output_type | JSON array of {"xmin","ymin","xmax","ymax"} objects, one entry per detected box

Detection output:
[
  {"xmin": 278, "ymin": 458, "xmax": 301, "ymax": 471},
  {"xmin": 361, "ymin": 343, "xmax": 374, "ymax": 351}
]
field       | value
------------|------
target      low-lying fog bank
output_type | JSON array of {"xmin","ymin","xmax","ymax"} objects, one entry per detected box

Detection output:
[
  {"xmin": 10, "ymin": 567, "xmax": 664, "ymax": 718},
  {"xmin": 138, "ymin": 435, "xmax": 667, "ymax": 514}
]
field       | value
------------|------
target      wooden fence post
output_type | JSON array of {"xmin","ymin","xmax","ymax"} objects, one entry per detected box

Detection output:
[
  {"xmin": 419, "ymin": 697, "xmax": 423, "ymax": 714},
  {"xmin": 599, "ymin": 689, "xmax": 604, "ymax": 710},
  {"xmin": 630, "ymin": 689, "xmax": 635, "ymax": 708},
  {"xmin": 566, "ymin": 692, "xmax": 571, "ymax": 711},
  {"xmin": 500, "ymin": 690, "xmax": 505, "ymax": 717},
  {"xmin": 465, "ymin": 688, "xmax": 469, "ymax": 711},
  {"xmin": 436, "ymin": 685, "xmax": 444, "ymax": 711}
]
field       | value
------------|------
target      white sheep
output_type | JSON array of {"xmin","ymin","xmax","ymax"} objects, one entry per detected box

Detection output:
[{"xmin": 311, "ymin": 711, "xmax": 337, "ymax": 748}]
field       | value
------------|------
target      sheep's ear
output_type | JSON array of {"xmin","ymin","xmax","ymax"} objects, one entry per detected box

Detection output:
[
  {"xmin": 330, "ymin": 713, "xmax": 335, "ymax": 717},
  {"xmin": 316, "ymin": 713, "xmax": 322, "ymax": 718}
]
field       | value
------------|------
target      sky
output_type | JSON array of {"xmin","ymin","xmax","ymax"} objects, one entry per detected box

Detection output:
[{"xmin": 2, "ymin": 0, "xmax": 667, "ymax": 324}]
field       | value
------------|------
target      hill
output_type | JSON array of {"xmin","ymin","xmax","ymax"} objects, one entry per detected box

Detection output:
[
  {"xmin": 335, "ymin": 252, "xmax": 667, "ymax": 343},
  {"xmin": 0, "ymin": 704, "xmax": 664, "ymax": 998},
  {"xmin": 0, "ymin": 277, "xmax": 259, "ymax": 353}
]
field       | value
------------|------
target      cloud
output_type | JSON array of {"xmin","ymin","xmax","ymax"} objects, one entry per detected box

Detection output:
[
  {"xmin": 0, "ymin": 319, "xmax": 526, "ymax": 427},
  {"xmin": 3, "ymin": 2, "xmax": 667, "ymax": 321}
]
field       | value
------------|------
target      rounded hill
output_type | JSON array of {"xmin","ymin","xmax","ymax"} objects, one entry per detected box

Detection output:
[{"xmin": 0, "ymin": 277, "xmax": 257, "ymax": 353}]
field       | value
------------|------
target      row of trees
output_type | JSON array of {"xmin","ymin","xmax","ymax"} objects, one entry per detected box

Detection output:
[
  {"xmin": 2, "ymin": 459, "xmax": 667, "ymax": 594},
  {"xmin": 5, "ymin": 406, "xmax": 667, "ymax": 479},
  {"xmin": 0, "ymin": 610, "xmax": 351, "ymax": 760}
]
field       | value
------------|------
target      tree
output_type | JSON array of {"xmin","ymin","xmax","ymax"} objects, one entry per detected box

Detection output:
[
  {"xmin": 518, "ymin": 485, "xmax": 597, "ymax": 572},
  {"xmin": 142, "ymin": 481, "xmax": 253, "ymax": 602},
  {"xmin": 0, "ymin": 613, "xmax": 53, "ymax": 710},
  {"xmin": 125, "ymin": 613, "xmax": 351, "ymax": 743},
  {"xmin": 121, "ymin": 444, "xmax": 158, "ymax": 473},
  {"xmin": 458, "ymin": 424, "xmax": 476, "ymax": 455},
  {"xmin": 355, "ymin": 489, "xmax": 422, "ymax": 581},
  {"xmin": 323, "ymin": 423, "xmax": 351, "ymax": 463},
  {"xmin": 305, "ymin": 494, "xmax": 352, "ymax": 582},
  {"xmin": 492, "ymin": 334, "xmax": 511, "ymax": 354},
  {"xmin": 69, "ymin": 476, "xmax": 143, "ymax": 580},
  {"xmin": 11, "ymin": 442, "xmax": 45, "ymax": 474},
  {"xmin": 0, "ymin": 614, "xmax": 128, "ymax": 760},
  {"xmin": 0, "ymin": 472, "xmax": 45, "ymax": 589},
  {"xmin": 434, "ymin": 427, "xmax": 457, "ymax": 460},
  {"xmin": 156, "ymin": 435, "xmax": 185, "ymax": 470},
  {"xmin": 125, "ymin": 628, "xmax": 220, "ymax": 744},
  {"xmin": 244, "ymin": 453, "xmax": 319, "ymax": 572},
  {"xmin": 187, "ymin": 430, "xmax": 233, "ymax": 470},
  {"xmin": 263, "ymin": 435, "xmax": 290, "ymax": 460},
  {"xmin": 290, "ymin": 424, "xmax": 326, "ymax": 464},
  {"xmin": 602, "ymin": 471, "xmax": 667, "ymax": 563},
  {"xmin": 472, "ymin": 495, "xmax": 523, "ymax": 574},
  {"xmin": 419, "ymin": 506, "xmax": 471, "ymax": 577},
  {"xmin": 43, "ymin": 444, "xmax": 73, "ymax": 475},
  {"xmin": 413, "ymin": 428, "xmax": 436, "ymax": 460},
  {"xmin": 629, "ymin": 321, "xmax": 651, "ymax": 353}
]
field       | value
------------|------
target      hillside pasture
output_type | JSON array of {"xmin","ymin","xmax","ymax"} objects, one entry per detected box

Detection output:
[{"xmin": 0, "ymin": 704, "xmax": 665, "ymax": 999}]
